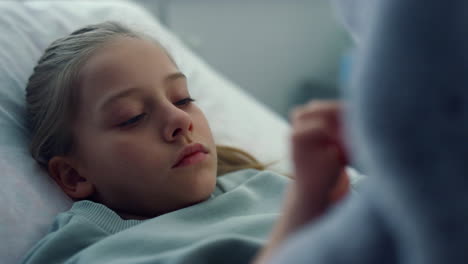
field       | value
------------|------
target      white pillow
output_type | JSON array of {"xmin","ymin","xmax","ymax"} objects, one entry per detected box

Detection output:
[{"xmin": 0, "ymin": 1, "xmax": 293, "ymax": 263}]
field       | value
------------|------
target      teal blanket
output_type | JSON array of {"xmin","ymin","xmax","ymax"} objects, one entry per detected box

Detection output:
[{"xmin": 22, "ymin": 169, "xmax": 290, "ymax": 264}]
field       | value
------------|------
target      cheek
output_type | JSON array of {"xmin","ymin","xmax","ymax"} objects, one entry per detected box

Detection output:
[
  {"xmin": 109, "ymin": 137, "xmax": 166, "ymax": 169},
  {"xmin": 111, "ymin": 140, "xmax": 141, "ymax": 159},
  {"xmin": 83, "ymin": 133, "xmax": 167, "ymax": 177},
  {"xmin": 193, "ymin": 108, "xmax": 214, "ymax": 139},
  {"xmin": 193, "ymin": 109, "xmax": 217, "ymax": 160}
]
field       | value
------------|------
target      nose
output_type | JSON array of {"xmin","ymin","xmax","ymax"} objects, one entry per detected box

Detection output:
[{"xmin": 163, "ymin": 109, "xmax": 194, "ymax": 142}]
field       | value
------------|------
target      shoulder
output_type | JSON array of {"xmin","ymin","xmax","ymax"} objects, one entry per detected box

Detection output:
[
  {"xmin": 22, "ymin": 200, "xmax": 145, "ymax": 264},
  {"xmin": 42, "ymin": 201, "xmax": 113, "ymax": 237},
  {"xmin": 21, "ymin": 201, "xmax": 110, "ymax": 264}
]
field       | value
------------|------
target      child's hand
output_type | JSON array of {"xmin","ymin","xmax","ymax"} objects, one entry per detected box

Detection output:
[
  {"xmin": 290, "ymin": 100, "xmax": 349, "ymax": 214},
  {"xmin": 252, "ymin": 100, "xmax": 351, "ymax": 264},
  {"xmin": 275, "ymin": 100, "xmax": 350, "ymax": 237}
]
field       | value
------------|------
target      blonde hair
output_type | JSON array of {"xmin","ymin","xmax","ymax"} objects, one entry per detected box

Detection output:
[{"xmin": 25, "ymin": 21, "xmax": 273, "ymax": 176}]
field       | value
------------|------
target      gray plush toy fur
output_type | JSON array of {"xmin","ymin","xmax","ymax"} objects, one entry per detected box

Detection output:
[{"xmin": 269, "ymin": 1, "xmax": 468, "ymax": 263}]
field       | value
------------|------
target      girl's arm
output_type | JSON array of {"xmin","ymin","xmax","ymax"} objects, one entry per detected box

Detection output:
[{"xmin": 253, "ymin": 100, "xmax": 349, "ymax": 264}]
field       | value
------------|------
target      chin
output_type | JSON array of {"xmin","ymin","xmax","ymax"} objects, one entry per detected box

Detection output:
[
  {"xmin": 191, "ymin": 173, "xmax": 216, "ymax": 202},
  {"xmin": 174, "ymin": 163, "xmax": 217, "ymax": 204}
]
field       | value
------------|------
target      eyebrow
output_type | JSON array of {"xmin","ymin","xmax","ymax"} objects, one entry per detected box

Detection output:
[{"xmin": 98, "ymin": 72, "xmax": 186, "ymax": 111}]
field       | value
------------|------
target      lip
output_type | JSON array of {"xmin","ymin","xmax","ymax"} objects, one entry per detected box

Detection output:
[{"xmin": 172, "ymin": 143, "xmax": 209, "ymax": 168}]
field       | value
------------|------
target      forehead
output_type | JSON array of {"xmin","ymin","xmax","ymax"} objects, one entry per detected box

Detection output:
[{"xmin": 78, "ymin": 36, "xmax": 177, "ymax": 105}]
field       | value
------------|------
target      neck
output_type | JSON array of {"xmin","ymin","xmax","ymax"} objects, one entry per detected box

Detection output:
[{"xmin": 116, "ymin": 211, "xmax": 150, "ymax": 220}]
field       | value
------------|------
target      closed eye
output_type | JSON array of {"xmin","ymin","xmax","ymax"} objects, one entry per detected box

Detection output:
[
  {"xmin": 118, "ymin": 113, "xmax": 146, "ymax": 127},
  {"xmin": 175, "ymin": 97, "xmax": 195, "ymax": 106},
  {"xmin": 116, "ymin": 98, "xmax": 194, "ymax": 128}
]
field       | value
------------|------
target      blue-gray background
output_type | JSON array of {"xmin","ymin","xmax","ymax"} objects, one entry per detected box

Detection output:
[{"xmin": 134, "ymin": 0, "xmax": 352, "ymax": 120}]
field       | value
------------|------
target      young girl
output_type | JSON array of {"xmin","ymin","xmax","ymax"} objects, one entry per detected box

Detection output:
[{"xmin": 22, "ymin": 21, "xmax": 351, "ymax": 264}]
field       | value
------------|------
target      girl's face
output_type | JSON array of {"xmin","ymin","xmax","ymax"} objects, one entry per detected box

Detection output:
[{"xmin": 71, "ymin": 36, "xmax": 217, "ymax": 218}]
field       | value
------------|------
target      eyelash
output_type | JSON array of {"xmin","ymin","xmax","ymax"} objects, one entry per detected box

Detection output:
[
  {"xmin": 175, "ymin": 97, "xmax": 195, "ymax": 106},
  {"xmin": 117, "ymin": 97, "xmax": 196, "ymax": 128}
]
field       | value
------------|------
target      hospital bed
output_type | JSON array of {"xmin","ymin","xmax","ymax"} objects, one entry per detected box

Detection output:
[{"xmin": 0, "ymin": 1, "xmax": 368, "ymax": 263}]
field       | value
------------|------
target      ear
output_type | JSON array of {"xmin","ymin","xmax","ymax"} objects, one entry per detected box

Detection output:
[{"xmin": 48, "ymin": 156, "xmax": 94, "ymax": 199}]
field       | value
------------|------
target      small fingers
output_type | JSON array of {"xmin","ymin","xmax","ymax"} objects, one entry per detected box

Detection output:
[
  {"xmin": 291, "ymin": 118, "xmax": 333, "ymax": 149},
  {"xmin": 289, "ymin": 100, "xmax": 342, "ymax": 125},
  {"xmin": 289, "ymin": 100, "xmax": 349, "ymax": 165}
]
